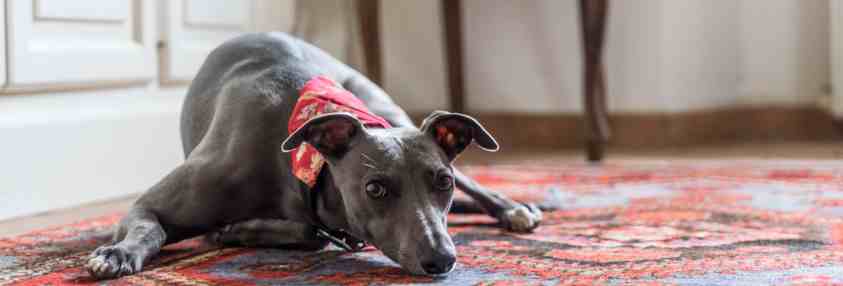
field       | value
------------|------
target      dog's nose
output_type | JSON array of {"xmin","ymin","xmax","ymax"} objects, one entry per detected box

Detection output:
[{"xmin": 420, "ymin": 253, "xmax": 456, "ymax": 275}]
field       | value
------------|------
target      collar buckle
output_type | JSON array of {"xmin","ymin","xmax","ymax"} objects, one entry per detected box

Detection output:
[{"xmin": 315, "ymin": 228, "xmax": 367, "ymax": 252}]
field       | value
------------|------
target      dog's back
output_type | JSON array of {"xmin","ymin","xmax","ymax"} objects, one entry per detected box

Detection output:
[{"xmin": 179, "ymin": 33, "xmax": 354, "ymax": 157}]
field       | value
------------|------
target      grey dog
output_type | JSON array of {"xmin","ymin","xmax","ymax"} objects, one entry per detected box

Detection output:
[{"xmin": 86, "ymin": 32, "xmax": 542, "ymax": 278}]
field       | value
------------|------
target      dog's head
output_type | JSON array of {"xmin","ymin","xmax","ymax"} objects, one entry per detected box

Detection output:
[{"xmin": 282, "ymin": 110, "xmax": 498, "ymax": 275}]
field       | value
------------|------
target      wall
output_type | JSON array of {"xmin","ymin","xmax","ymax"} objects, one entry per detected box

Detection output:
[
  {"xmin": 834, "ymin": 0, "xmax": 843, "ymax": 116},
  {"xmin": 739, "ymin": 0, "xmax": 830, "ymax": 107},
  {"xmin": 382, "ymin": 0, "xmax": 830, "ymax": 114},
  {"xmin": 382, "ymin": 0, "xmax": 450, "ymax": 113},
  {"xmin": 659, "ymin": 0, "xmax": 740, "ymax": 112},
  {"xmin": 461, "ymin": 0, "xmax": 582, "ymax": 113}
]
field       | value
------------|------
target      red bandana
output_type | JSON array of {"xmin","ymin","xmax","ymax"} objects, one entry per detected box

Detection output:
[{"xmin": 288, "ymin": 76, "xmax": 392, "ymax": 188}]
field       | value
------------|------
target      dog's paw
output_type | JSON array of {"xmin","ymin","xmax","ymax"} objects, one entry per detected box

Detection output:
[
  {"xmin": 500, "ymin": 203, "xmax": 542, "ymax": 233},
  {"xmin": 86, "ymin": 245, "xmax": 143, "ymax": 279}
]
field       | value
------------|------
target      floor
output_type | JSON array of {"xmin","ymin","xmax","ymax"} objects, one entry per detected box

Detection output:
[{"xmin": 2, "ymin": 141, "xmax": 841, "ymax": 238}]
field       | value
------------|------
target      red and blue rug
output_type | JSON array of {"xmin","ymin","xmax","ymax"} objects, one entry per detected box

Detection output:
[{"xmin": 3, "ymin": 160, "xmax": 843, "ymax": 285}]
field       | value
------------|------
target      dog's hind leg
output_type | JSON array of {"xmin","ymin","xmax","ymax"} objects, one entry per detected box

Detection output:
[
  {"xmin": 450, "ymin": 198, "xmax": 486, "ymax": 214},
  {"xmin": 453, "ymin": 169, "xmax": 543, "ymax": 232},
  {"xmin": 206, "ymin": 219, "xmax": 328, "ymax": 250},
  {"xmin": 451, "ymin": 193, "xmax": 557, "ymax": 214}
]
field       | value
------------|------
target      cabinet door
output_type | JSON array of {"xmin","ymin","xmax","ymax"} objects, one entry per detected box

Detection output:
[
  {"xmin": 6, "ymin": 0, "xmax": 155, "ymax": 88},
  {"xmin": 160, "ymin": 0, "xmax": 254, "ymax": 83}
]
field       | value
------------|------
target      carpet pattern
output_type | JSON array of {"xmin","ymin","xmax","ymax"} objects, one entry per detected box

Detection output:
[{"xmin": 3, "ymin": 160, "xmax": 843, "ymax": 285}]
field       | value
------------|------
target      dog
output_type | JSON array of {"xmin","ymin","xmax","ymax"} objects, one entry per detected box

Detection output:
[{"xmin": 86, "ymin": 32, "xmax": 542, "ymax": 278}]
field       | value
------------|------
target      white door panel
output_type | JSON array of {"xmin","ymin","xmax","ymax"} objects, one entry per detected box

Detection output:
[
  {"xmin": 183, "ymin": 0, "xmax": 249, "ymax": 29},
  {"xmin": 35, "ymin": 0, "xmax": 130, "ymax": 23},
  {"xmin": 6, "ymin": 0, "xmax": 155, "ymax": 87},
  {"xmin": 160, "ymin": 0, "xmax": 254, "ymax": 83}
]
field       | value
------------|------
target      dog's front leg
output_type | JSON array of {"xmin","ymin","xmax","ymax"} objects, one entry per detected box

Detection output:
[
  {"xmin": 87, "ymin": 208, "xmax": 166, "ymax": 279},
  {"xmin": 454, "ymin": 169, "xmax": 542, "ymax": 232},
  {"xmin": 206, "ymin": 219, "xmax": 328, "ymax": 250}
]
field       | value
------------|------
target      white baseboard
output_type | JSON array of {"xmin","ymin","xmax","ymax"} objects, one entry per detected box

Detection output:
[{"xmin": 0, "ymin": 87, "xmax": 187, "ymax": 220}]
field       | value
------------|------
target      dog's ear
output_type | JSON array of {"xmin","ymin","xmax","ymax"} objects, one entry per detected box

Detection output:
[
  {"xmin": 282, "ymin": 113, "xmax": 363, "ymax": 159},
  {"xmin": 420, "ymin": 110, "xmax": 499, "ymax": 161}
]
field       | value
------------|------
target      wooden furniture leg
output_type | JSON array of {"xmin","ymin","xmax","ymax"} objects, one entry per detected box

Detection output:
[
  {"xmin": 441, "ymin": 0, "xmax": 466, "ymax": 113},
  {"xmin": 579, "ymin": 0, "xmax": 611, "ymax": 162},
  {"xmin": 363, "ymin": 1, "xmax": 609, "ymax": 160},
  {"xmin": 359, "ymin": 0, "xmax": 464, "ymax": 112},
  {"xmin": 358, "ymin": 0, "xmax": 383, "ymax": 85}
]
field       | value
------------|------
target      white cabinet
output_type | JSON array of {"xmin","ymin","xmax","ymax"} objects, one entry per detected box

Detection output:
[
  {"xmin": 159, "ymin": 0, "xmax": 255, "ymax": 83},
  {"xmin": 0, "ymin": 0, "xmax": 295, "ymax": 221},
  {"xmin": 0, "ymin": 0, "xmax": 292, "ymax": 90},
  {"xmin": 5, "ymin": 0, "xmax": 156, "ymax": 88}
]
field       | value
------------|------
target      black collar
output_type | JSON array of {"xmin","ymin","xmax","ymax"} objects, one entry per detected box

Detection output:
[{"xmin": 303, "ymin": 171, "xmax": 367, "ymax": 252}]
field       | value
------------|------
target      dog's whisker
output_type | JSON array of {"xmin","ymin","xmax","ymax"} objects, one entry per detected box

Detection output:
[{"xmin": 360, "ymin": 153, "xmax": 377, "ymax": 168}]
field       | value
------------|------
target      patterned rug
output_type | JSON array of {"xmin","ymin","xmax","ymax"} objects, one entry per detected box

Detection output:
[{"xmin": 3, "ymin": 160, "xmax": 843, "ymax": 285}]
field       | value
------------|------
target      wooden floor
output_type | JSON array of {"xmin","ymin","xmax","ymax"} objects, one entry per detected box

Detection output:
[{"xmin": 2, "ymin": 141, "xmax": 842, "ymax": 238}]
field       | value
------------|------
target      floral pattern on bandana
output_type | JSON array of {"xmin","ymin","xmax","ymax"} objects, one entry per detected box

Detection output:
[{"xmin": 287, "ymin": 76, "xmax": 392, "ymax": 188}]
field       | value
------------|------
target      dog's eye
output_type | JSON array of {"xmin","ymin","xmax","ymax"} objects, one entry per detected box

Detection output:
[
  {"xmin": 434, "ymin": 174, "xmax": 453, "ymax": 191},
  {"xmin": 365, "ymin": 182, "xmax": 387, "ymax": 199}
]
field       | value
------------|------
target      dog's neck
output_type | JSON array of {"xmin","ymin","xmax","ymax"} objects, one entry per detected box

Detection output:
[{"xmin": 313, "ymin": 167, "xmax": 350, "ymax": 232}]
